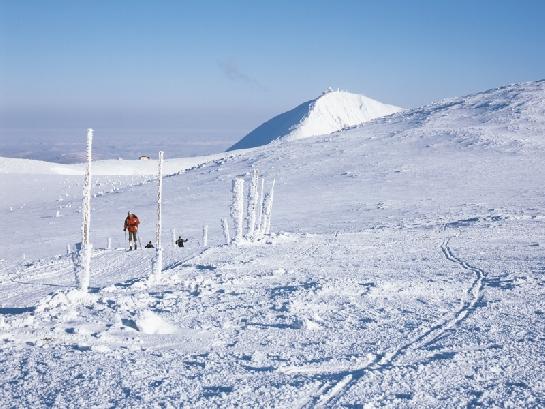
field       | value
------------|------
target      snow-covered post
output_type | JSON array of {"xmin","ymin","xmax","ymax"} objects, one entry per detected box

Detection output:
[
  {"xmin": 152, "ymin": 151, "xmax": 164, "ymax": 278},
  {"xmin": 221, "ymin": 217, "xmax": 230, "ymax": 244},
  {"xmin": 78, "ymin": 128, "xmax": 93, "ymax": 291},
  {"xmin": 246, "ymin": 168, "xmax": 259, "ymax": 238},
  {"xmin": 256, "ymin": 177, "xmax": 265, "ymax": 233},
  {"xmin": 202, "ymin": 225, "xmax": 208, "ymax": 247},
  {"xmin": 259, "ymin": 179, "xmax": 275, "ymax": 235},
  {"xmin": 171, "ymin": 228, "xmax": 176, "ymax": 247},
  {"xmin": 66, "ymin": 244, "xmax": 71, "ymax": 255},
  {"xmin": 107, "ymin": 237, "xmax": 112, "ymax": 250},
  {"xmin": 230, "ymin": 177, "xmax": 244, "ymax": 243},
  {"xmin": 266, "ymin": 179, "xmax": 275, "ymax": 234}
]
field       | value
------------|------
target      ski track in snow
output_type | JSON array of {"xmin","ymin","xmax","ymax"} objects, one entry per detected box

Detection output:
[
  {"xmin": 2, "ymin": 247, "xmax": 204, "ymax": 309},
  {"xmin": 302, "ymin": 229, "xmax": 488, "ymax": 408}
]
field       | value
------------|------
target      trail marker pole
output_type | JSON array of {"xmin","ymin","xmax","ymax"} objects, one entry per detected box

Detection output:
[
  {"xmin": 77, "ymin": 128, "xmax": 93, "ymax": 292},
  {"xmin": 152, "ymin": 151, "xmax": 164, "ymax": 278}
]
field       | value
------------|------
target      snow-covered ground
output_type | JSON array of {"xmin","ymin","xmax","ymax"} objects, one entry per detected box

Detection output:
[{"xmin": 1, "ymin": 80, "xmax": 544, "ymax": 407}]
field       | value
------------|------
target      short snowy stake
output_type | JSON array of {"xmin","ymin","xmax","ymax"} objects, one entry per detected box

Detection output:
[
  {"xmin": 221, "ymin": 218, "xmax": 230, "ymax": 244},
  {"xmin": 107, "ymin": 237, "xmax": 112, "ymax": 250},
  {"xmin": 78, "ymin": 128, "xmax": 93, "ymax": 292},
  {"xmin": 246, "ymin": 168, "xmax": 259, "ymax": 238},
  {"xmin": 231, "ymin": 177, "xmax": 244, "ymax": 243},
  {"xmin": 171, "ymin": 228, "xmax": 176, "ymax": 247},
  {"xmin": 152, "ymin": 151, "xmax": 164, "ymax": 278},
  {"xmin": 202, "ymin": 225, "xmax": 208, "ymax": 247}
]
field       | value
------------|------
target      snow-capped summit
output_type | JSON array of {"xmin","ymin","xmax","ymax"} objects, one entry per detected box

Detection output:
[{"xmin": 227, "ymin": 89, "xmax": 402, "ymax": 151}]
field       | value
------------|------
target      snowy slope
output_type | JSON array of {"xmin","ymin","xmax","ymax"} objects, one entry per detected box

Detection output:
[
  {"xmin": 1, "ymin": 80, "xmax": 545, "ymax": 407},
  {"xmin": 358, "ymin": 79, "xmax": 545, "ymax": 150},
  {"xmin": 227, "ymin": 89, "xmax": 401, "ymax": 150}
]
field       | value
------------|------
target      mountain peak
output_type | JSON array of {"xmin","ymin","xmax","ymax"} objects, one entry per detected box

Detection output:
[{"xmin": 227, "ymin": 90, "xmax": 401, "ymax": 151}]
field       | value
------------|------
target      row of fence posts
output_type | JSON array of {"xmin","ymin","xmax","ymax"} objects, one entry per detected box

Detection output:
[{"xmin": 71, "ymin": 129, "xmax": 273, "ymax": 292}]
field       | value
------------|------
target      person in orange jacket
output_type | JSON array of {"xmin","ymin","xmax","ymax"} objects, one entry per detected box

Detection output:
[{"xmin": 123, "ymin": 211, "xmax": 140, "ymax": 250}]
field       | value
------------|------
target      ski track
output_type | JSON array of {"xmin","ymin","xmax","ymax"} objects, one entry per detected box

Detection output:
[
  {"xmin": 301, "ymin": 230, "xmax": 488, "ymax": 408},
  {"xmin": 1, "ymin": 247, "xmax": 204, "ymax": 309}
]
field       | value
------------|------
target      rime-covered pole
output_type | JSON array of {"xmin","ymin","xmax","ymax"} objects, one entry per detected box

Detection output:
[
  {"xmin": 256, "ymin": 177, "xmax": 265, "ymax": 233},
  {"xmin": 153, "ymin": 151, "xmax": 164, "ymax": 277},
  {"xmin": 231, "ymin": 177, "xmax": 244, "ymax": 242},
  {"xmin": 246, "ymin": 168, "xmax": 259, "ymax": 237},
  {"xmin": 260, "ymin": 179, "xmax": 276, "ymax": 235},
  {"xmin": 266, "ymin": 178, "xmax": 275, "ymax": 234},
  {"xmin": 79, "ymin": 128, "xmax": 93, "ymax": 291},
  {"xmin": 171, "ymin": 228, "xmax": 176, "ymax": 247},
  {"xmin": 202, "ymin": 225, "xmax": 208, "ymax": 247},
  {"xmin": 221, "ymin": 217, "xmax": 230, "ymax": 244}
]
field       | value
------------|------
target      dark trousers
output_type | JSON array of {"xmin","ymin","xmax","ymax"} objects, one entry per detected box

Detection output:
[{"xmin": 129, "ymin": 231, "xmax": 137, "ymax": 242}]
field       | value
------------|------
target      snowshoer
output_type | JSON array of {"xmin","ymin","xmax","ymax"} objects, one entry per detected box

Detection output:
[
  {"xmin": 175, "ymin": 236, "xmax": 188, "ymax": 248},
  {"xmin": 145, "ymin": 241, "xmax": 154, "ymax": 248},
  {"xmin": 123, "ymin": 211, "xmax": 140, "ymax": 250}
]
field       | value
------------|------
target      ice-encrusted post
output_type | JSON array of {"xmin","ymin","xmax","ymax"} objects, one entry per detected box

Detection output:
[
  {"xmin": 256, "ymin": 177, "xmax": 265, "ymax": 232},
  {"xmin": 202, "ymin": 225, "xmax": 208, "ymax": 247},
  {"xmin": 266, "ymin": 179, "xmax": 275, "ymax": 234},
  {"xmin": 152, "ymin": 151, "xmax": 164, "ymax": 278},
  {"xmin": 246, "ymin": 168, "xmax": 259, "ymax": 238},
  {"xmin": 221, "ymin": 217, "xmax": 230, "ymax": 244},
  {"xmin": 171, "ymin": 228, "xmax": 176, "ymax": 247},
  {"xmin": 259, "ymin": 179, "xmax": 275, "ymax": 235},
  {"xmin": 231, "ymin": 177, "xmax": 244, "ymax": 243},
  {"xmin": 107, "ymin": 237, "xmax": 112, "ymax": 250},
  {"xmin": 78, "ymin": 128, "xmax": 93, "ymax": 291}
]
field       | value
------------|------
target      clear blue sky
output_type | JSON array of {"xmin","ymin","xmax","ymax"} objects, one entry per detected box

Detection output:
[{"xmin": 1, "ymin": 0, "xmax": 544, "ymax": 145}]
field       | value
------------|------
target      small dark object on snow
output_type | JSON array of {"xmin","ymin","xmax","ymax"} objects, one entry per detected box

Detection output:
[
  {"xmin": 176, "ymin": 236, "xmax": 189, "ymax": 247},
  {"xmin": 145, "ymin": 241, "xmax": 154, "ymax": 248}
]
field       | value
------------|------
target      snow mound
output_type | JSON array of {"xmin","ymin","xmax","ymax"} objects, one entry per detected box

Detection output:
[
  {"xmin": 227, "ymin": 89, "xmax": 401, "ymax": 151},
  {"xmin": 135, "ymin": 310, "xmax": 178, "ymax": 335}
]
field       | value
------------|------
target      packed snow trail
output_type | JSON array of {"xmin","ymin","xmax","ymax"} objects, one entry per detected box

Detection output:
[
  {"xmin": 0, "ymin": 246, "xmax": 204, "ymax": 309},
  {"xmin": 302, "ymin": 230, "xmax": 489, "ymax": 408}
]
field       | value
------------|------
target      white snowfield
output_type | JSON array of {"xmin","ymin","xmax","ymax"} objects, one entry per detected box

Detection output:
[
  {"xmin": 0, "ymin": 152, "xmax": 231, "ymax": 176},
  {"xmin": 1, "ymin": 79, "xmax": 545, "ymax": 407},
  {"xmin": 227, "ymin": 89, "xmax": 401, "ymax": 150}
]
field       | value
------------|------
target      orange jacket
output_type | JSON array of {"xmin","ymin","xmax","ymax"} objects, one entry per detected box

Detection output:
[{"xmin": 124, "ymin": 215, "xmax": 140, "ymax": 233}]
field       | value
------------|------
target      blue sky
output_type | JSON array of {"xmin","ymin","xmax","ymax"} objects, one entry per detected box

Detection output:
[{"xmin": 1, "ymin": 0, "xmax": 544, "ymax": 148}]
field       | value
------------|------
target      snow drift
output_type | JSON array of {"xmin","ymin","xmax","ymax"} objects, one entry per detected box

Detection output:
[{"xmin": 227, "ymin": 89, "xmax": 401, "ymax": 151}]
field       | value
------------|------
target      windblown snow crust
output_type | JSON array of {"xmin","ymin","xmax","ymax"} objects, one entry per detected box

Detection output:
[{"xmin": 227, "ymin": 90, "xmax": 401, "ymax": 151}]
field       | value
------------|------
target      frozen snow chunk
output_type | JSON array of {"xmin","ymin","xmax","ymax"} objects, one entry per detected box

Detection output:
[
  {"xmin": 35, "ymin": 289, "xmax": 96, "ymax": 314},
  {"xmin": 303, "ymin": 319, "xmax": 321, "ymax": 331},
  {"xmin": 135, "ymin": 310, "xmax": 178, "ymax": 335}
]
